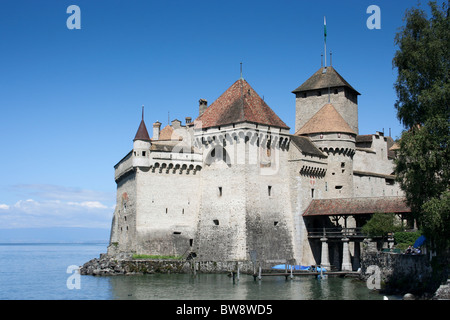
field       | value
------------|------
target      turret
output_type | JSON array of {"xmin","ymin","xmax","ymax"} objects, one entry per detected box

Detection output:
[
  {"xmin": 292, "ymin": 66, "xmax": 360, "ymax": 134},
  {"xmin": 294, "ymin": 103, "xmax": 356, "ymax": 198},
  {"xmin": 132, "ymin": 107, "xmax": 151, "ymax": 168}
]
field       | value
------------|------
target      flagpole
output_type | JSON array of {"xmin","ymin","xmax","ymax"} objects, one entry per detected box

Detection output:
[{"xmin": 324, "ymin": 16, "xmax": 327, "ymax": 68}]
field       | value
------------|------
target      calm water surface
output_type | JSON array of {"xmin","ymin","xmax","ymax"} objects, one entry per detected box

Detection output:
[{"xmin": 0, "ymin": 243, "xmax": 389, "ymax": 300}]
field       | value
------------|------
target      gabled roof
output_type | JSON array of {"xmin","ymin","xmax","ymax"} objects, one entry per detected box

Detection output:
[
  {"xmin": 292, "ymin": 66, "xmax": 360, "ymax": 95},
  {"xmin": 302, "ymin": 197, "xmax": 410, "ymax": 217},
  {"xmin": 194, "ymin": 79, "xmax": 289, "ymax": 130},
  {"xmin": 133, "ymin": 119, "xmax": 151, "ymax": 141},
  {"xmin": 294, "ymin": 103, "xmax": 356, "ymax": 135}
]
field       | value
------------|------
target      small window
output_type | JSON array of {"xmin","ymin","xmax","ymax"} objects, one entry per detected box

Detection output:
[
  {"xmin": 311, "ymin": 189, "xmax": 315, "ymax": 198},
  {"xmin": 173, "ymin": 232, "xmax": 181, "ymax": 235},
  {"xmin": 218, "ymin": 187, "xmax": 222, "ymax": 196},
  {"xmin": 213, "ymin": 219, "xmax": 219, "ymax": 226},
  {"xmin": 335, "ymin": 185, "xmax": 343, "ymax": 190},
  {"xmin": 182, "ymin": 208, "xmax": 185, "ymax": 214},
  {"xmin": 189, "ymin": 239, "xmax": 194, "ymax": 246},
  {"xmin": 142, "ymin": 151, "xmax": 146, "ymax": 157},
  {"xmin": 166, "ymin": 208, "xmax": 168, "ymax": 214},
  {"xmin": 274, "ymin": 221, "xmax": 279, "ymax": 226},
  {"xmin": 268, "ymin": 186, "xmax": 272, "ymax": 196},
  {"xmin": 341, "ymin": 162, "xmax": 345, "ymax": 168}
]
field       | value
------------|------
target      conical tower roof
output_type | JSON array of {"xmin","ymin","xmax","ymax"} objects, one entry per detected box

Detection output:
[
  {"xmin": 134, "ymin": 119, "xmax": 151, "ymax": 141},
  {"xmin": 194, "ymin": 79, "xmax": 289, "ymax": 130},
  {"xmin": 294, "ymin": 103, "xmax": 356, "ymax": 135}
]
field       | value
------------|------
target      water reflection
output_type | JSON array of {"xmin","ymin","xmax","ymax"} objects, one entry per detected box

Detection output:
[{"xmin": 106, "ymin": 273, "xmax": 386, "ymax": 300}]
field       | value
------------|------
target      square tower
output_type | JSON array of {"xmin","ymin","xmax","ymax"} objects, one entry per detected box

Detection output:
[{"xmin": 292, "ymin": 66, "xmax": 360, "ymax": 134}]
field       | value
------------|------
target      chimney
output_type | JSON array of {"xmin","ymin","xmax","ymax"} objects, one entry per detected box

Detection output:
[
  {"xmin": 171, "ymin": 119, "xmax": 181, "ymax": 129},
  {"xmin": 199, "ymin": 99, "xmax": 208, "ymax": 116},
  {"xmin": 185, "ymin": 117, "xmax": 192, "ymax": 124},
  {"xmin": 153, "ymin": 121, "xmax": 161, "ymax": 140}
]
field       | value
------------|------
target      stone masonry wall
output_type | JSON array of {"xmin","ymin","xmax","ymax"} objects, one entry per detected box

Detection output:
[{"xmin": 360, "ymin": 249, "xmax": 436, "ymax": 295}]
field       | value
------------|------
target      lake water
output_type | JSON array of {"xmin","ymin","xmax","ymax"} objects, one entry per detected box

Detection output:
[{"xmin": 0, "ymin": 243, "xmax": 390, "ymax": 300}]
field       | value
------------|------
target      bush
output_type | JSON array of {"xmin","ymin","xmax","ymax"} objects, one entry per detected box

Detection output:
[
  {"xmin": 394, "ymin": 230, "xmax": 422, "ymax": 250},
  {"xmin": 362, "ymin": 212, "xmax": 402, "ymax": 238}
]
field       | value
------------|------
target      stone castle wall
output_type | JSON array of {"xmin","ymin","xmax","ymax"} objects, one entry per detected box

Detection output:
[{"xmin": 295, "ymin": 87, "xmax": 358, "ymax": 134}]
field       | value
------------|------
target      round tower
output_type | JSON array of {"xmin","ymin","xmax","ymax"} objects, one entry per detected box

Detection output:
[
  {"xmin": 295, "ymin": 103, "xmax": 356, "ymax": 198},
  {"xmin": 132, "ymin": 107, "xmax": 151, "ymax": 168}
]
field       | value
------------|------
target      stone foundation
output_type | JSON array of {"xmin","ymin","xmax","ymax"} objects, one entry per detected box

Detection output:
[{"xmin": 80, "ymin": 255, "xmax": 257, "ymax": 276}]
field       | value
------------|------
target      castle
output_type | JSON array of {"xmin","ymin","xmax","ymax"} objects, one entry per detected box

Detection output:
[{"xmin": 107, "ymin": 64, "xmax": 410, "ymax": 271}]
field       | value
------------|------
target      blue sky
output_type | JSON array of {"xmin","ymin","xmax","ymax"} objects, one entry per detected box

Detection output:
[{"xmin": 0, "ymin": 0, "xmax": 427, "ymax": 229}]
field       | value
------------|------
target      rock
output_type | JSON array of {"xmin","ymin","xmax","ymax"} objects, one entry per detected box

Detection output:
[
  {"xmin": 403, "ymin": 293, "xmax": 415, "ymax": 300},
  {"xmin": 432, "ymin": 279, "xmax": 450, "ymax": 300}
]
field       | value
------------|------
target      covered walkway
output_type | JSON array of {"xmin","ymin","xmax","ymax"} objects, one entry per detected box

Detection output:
[{"xmin": 302, "ymin": 196, "xmax": 411, "ymax": 271}]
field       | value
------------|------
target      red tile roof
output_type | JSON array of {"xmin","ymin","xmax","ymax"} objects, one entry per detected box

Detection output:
[
  {"xmin": 194, "ymin": 79, "xmax": 289, "ymax": 130},
  {"xmin": 157, "ymin": 125, "xmax": 182, "ymax": 141},
  {"xmin": 294, "ymin": 103, "xmax": 356, "ymax": 135},
  {"xmin": 302, "ymin": 197, "xmax": 410, "ymax": 216}
]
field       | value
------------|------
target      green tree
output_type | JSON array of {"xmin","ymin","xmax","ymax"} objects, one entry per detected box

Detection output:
[
  {"xmin": 393, "ymin": 1, "xmax": 450, "ymax": 253},
  {"xmin": 421, "ymin": 191, "xmax": 450, "ymax": 251},
  {"xmin": 393, "ymin": 1, "xmax": 450, "ymax": 128},
  {"xmin": 362, "ymin": 213, "xmax": 402, "ymax": 238}
]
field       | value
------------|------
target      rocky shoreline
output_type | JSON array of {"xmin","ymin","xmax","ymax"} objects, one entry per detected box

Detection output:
[
  {"xmin": 80, "ymin": 254, "xmax": 450, "ymax": 300},
  {"xmin": 80, "ymin": 255, "xmax": 191, "ymax": 275}
]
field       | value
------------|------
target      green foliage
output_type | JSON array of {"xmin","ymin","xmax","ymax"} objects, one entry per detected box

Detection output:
[
  {"xmin": 421, "ymin": 191, "xmax": 450, "ymax": 252},
  {"xmin": 362, "ymin": 213, "xmax": 402, "ymax": 238},
  {"xmin": 394, "ymin": 230, "xmax": 422, "ymax": 250},
  {"xmin": 393, "ymin": 1, "xmax": 450, "ymax": 128},
  {"xmin": 394, "ymin": 117, "xmax": 450, "ymax": 218},
  {"xmin": 132, "ymin": 254, "xmax": 183, "ymax": 260},
  {"xmin": 393, "ymin": 1, "xmax": 450, "ymax": 253}
]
